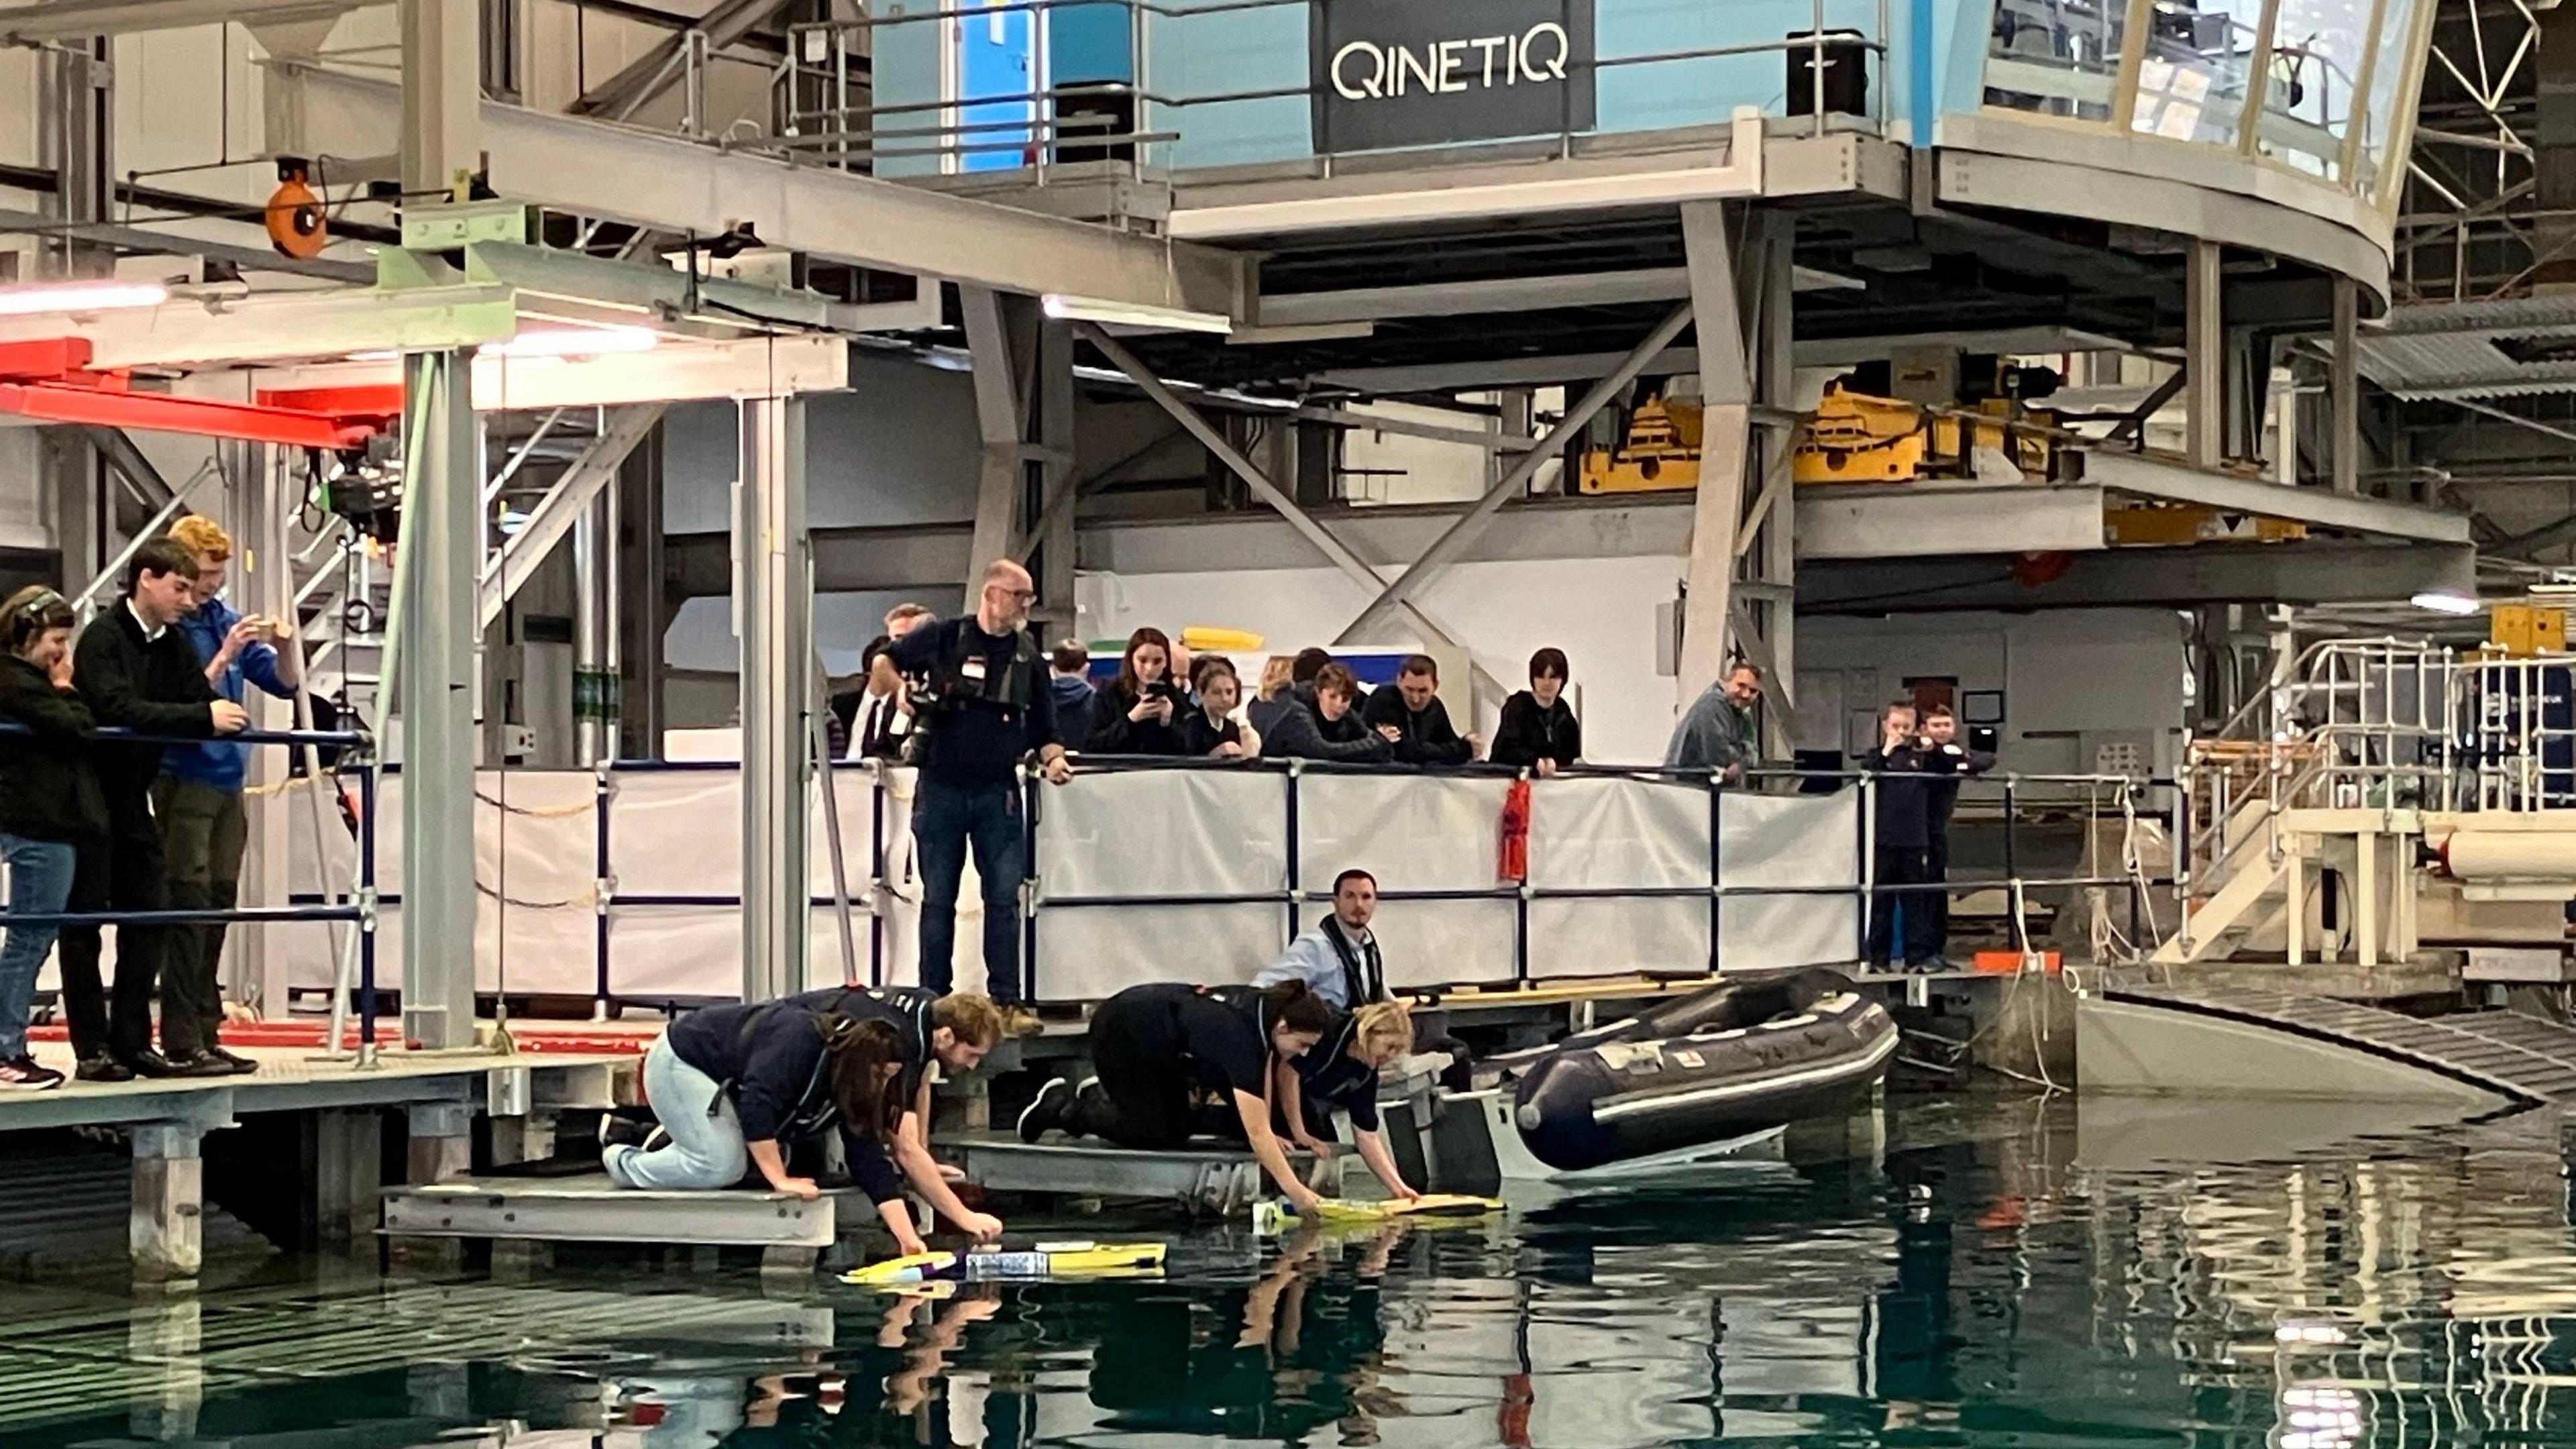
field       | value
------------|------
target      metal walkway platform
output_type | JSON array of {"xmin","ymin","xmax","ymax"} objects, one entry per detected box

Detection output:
[
  {"xmin": 2096, "ymin": 983, "xmax": 2576, "ymax": 1106},
  {"xmin": 0, "ymin": 1042, "xmax": 630, "ymax": 1134},
  {"xmin": 382, "ymin": 1172, "xmax": 865, "ymax": 1249}
]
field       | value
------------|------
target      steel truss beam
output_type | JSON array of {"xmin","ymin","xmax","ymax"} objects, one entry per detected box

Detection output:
[
  {"xmin": 1080, "ymin": 324, "xmax": 1504, "ymax": 696},
  {"xmin": 1334, "ymin": 303, "xmax": 1695, "ymax": 646},
  {"xmin": 288, "ymin": 68, "xmax": 1249, "ymax": 318}
]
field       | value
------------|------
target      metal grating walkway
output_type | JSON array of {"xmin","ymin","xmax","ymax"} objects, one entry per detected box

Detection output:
[{"xmin": 2102, "ymin": 984, "xmax": 2576, "ymax": 1105}]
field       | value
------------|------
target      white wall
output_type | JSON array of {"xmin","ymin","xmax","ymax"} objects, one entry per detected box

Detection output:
[
  {"xmin": 1796, "ymin": 608, "xmax": 2189, "ymax": 775},
  {"xmin": 0, "ymin": 431, "xmax": 46, "ymax": 551}
]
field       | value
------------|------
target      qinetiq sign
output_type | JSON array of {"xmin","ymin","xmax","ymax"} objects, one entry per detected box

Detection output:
[{"xmin": 1311, "ymin": 0, "xmax": 1597, "ymax": 154}]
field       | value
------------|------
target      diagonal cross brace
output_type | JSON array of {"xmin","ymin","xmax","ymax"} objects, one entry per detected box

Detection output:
[
  {"xmin": 478, "ymin": 405, "xmax": 664, "ymax": 630},
  {"xmin": 1334, "ymin": 303, "xmax": 1697, "ymax": 646},
  {"xmin": 1080, "ymin": 324, "xmax": 1504, "ymax": 697}
]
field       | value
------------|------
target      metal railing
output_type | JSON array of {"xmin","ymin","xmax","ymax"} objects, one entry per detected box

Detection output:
[
  {"xmin": 765, "ymin": 0, "xmax": 1890, "ymax": 183},
  {"xmin": 273, "ymin": 754, "xmax": 2165, "ymax": 1010},
  {"xmin": 2177, "ymin": 636, "xmax": 2576, "ymax": 909},
  {"xmin": 0, "ymin": 722, "xmax": 386, "ymax": 1059}
]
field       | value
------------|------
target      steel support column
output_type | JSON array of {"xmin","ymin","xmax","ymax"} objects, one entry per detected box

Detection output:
[
  {"xmin": 229, "ymin": 441, "xmax": 294, "ymax": 1019},
  {"xmin": 2186, "ymin": 239, "xmax": 2224, "ymax": 470},
  {"xmin": 736, "ymin": 396, "xmax": 809, "ymax": 1005},
  {"xmin": 399, "ymin": 0, "xmax": 480, "ymax": 197},
  {"xmin": 2330, "ymin": 276, "xmax": 2361, "ymax": 494},
  {"xmin": 572, "ymin": 492, "xmax": 611, "ymax": 765},
  {"xmin": 400, "ymin": 349, "xmax": 479, "ymax": 1049},
  {"xmin": 1035, "ymin": 319, "xmax": 1077, "ymax": 629},
  {"xmin": 616, "ymin": 422, "xmax": 665, "ymax": 759},
  {"xmin": 961, "ymin": 286, "xmax": 1040, "ymax": 616},
  {"xmin": 1743, "ymin": 212, "xmax": 1797, "ymax": 755}
]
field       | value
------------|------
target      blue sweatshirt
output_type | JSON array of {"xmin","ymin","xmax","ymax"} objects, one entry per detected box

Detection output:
[{"xmin": 162, "ymin": 596, "xmax": 293, "ymax": 793}]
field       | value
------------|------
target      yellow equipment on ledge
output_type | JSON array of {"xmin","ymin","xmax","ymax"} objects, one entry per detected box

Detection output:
[
  {"xmin": 2102, "ymin": 503, "xmax": 2307, "ymax": 547},
  {"xmin": 1792, "ymin": 380, "xmax": 2057, "ymax": 485},
  {"xmin": 1576, "ymin": 394, "xmax": 1702, "ymax": 494},
  {"xmin": 2491, "ymin": 603, "xmax": 2567, "ymax": 657}
]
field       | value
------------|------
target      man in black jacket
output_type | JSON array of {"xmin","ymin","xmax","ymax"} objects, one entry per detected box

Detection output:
[
  {"xmin": 1864, "ymin": 700, "xmax": 1938, "ymax": 973},
  {"xmin": 1359, "ymin": 655, "xmax": 1481, "ymax": 765},
  {"xmin": 59, "ymin": 538, "xmax": 248, "ymax": 1080},
  {"xmin": 1260, "ymin": 663, "xmax": 1393, "ymax": 763}
]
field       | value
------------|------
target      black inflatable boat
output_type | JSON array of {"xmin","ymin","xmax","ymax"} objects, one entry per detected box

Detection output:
[{"xmin": 1505, "ymin": 969, "xmax": 1898, "ymax": 1173}]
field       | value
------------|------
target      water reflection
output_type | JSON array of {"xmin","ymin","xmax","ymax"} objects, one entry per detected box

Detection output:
[{"xmin": 17, "ymin": 1096, "xmax": 2576, "ymax": 1448}]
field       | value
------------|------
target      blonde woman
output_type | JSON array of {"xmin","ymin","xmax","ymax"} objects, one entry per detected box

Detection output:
[{"xmin": 1274, "ymin": 1000, "xmax": 1421, "ymax": 1201}]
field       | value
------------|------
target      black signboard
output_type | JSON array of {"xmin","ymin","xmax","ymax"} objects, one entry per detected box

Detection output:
[{"xmin": 1311, "ymin": 0, "xmax": 1597, "ymax": 154}]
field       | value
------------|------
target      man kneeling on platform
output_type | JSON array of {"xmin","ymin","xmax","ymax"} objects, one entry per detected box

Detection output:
[
  {"xmin": 1016, "ymin": 981, "xmax": 1335, "ymax": 1214},
  {"xmin": 603, "ymin": 988, "xmax": 1020, "ymax": 1256}
]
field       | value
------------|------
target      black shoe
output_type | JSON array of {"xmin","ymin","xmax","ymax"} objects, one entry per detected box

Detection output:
[
  {"xmin": 0, "ymin": 1057, "xmax": 64, "ymax": 1091},
  {"xmin": 161, "ymin": 1051, "xmax": 239, "ymax": 1079},
  {"xmin": 599, "ymin": 1115, "xmax": 653, "ymax": 1149},
  {"xmin": 202, "ymin": 1046, "xmax": 258, "ymax": 1075},
  {"xmin": 75, "ymin": 1055, "xmax": 133, "ymax": 1083},
  {"xmin": 119, "ymin": 1049, "xmax": 184, "ymax": 1079},
  {"xmin": 1018, "ymin": 1077, "xmax": 1069, "ymax": 1143},
  {"xmin": 1909, "ymin": 957, "xmax": 1954, "ymax": 975}
]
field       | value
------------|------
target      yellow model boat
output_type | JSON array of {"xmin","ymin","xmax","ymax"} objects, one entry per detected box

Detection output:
[{"xmin": 841, "ymin": 1240, "xmax": 1168, "ymax": 1286}]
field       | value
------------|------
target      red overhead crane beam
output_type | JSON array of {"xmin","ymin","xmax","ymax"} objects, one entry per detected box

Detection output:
[{"xmin": 0, "ymin": 335, "xmax": 394, "ymax": 449}]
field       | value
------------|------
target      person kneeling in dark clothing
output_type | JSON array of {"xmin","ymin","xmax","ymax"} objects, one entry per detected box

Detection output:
[
  {"xmin": 1260, "ymin": 663, "xmax": 1392, "ymax": 764},
  {"xmin": 1271, "ymin": 1001, "xmax": 1420, "ymax": 1202},
  {"xmin": 604, "ymin": 987, "xmax": 1020, "ymax": 1256},
  {"xmin": 1017, "ymin": 980, "xmax": 1334, "ymax": 1214},
  {"xmin": 1865, "ymin": 701, "xmax": 1939, "ymax": 972},
  {"xmin": 1360, "ymin": 655, "xmax": 1479, "ymax": 765}
]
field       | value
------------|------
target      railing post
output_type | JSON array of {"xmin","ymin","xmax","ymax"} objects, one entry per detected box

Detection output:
[
  {"xmin": 1708, "ymin": 769, "xmax": 1725, "ymax": 975},
  {"xmin": 2002, "ymin": 775, "xmax": 2023, "ymax": 953},
  {"xmin": 1284, "ymin": 760, "xmax": 1303, "ymax": 948},
  {"xmin": 1020, "ymin": 766, "xmax": 1040, "ymax": 1004},
  {"xmin": 592, "ymin": 761, "xmax": 612, "ymax": 1021},
  {"xmin": 358, "ymin": 759, "xmax": 380, "ymax": 1068}
]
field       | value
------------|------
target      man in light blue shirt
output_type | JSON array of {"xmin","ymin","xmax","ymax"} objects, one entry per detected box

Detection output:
[
  {"xmin": 1256, "ymin": 868, "xmax": 1383, "ymax": 1010},
  {"xmin": 159, "ymin": 516, "xmax": 301, "ymax": 1071}
]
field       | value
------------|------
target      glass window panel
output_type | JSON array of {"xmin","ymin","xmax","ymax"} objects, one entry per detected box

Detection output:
[
  {"xmin": 2261, "ymin": 0, "xmax": 2375, "ymax": 178},
  {"xmin": 2354, "ymin": 0, "xmax": 2419, "ymax": 198},
  {"xmin": 1985, "ymin": 0, "xmax": 2130, "ymax": 121},
  {"xmin": 2129, "ymin": 0, "xmax": 2265, "ymax": 146}
]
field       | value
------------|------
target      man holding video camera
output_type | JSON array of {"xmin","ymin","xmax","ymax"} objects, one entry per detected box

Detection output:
[{"xmin": 159, "ymin": 516, "xmax": 301, "ymax": 1072}]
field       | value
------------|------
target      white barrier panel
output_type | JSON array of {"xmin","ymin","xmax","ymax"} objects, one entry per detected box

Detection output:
[
  {"xmin": 1036, "ymin": 767, "xmax": 1287, "ymax": 900},
  {"xmin": 1033, "ymin": 902, "xmax": 1286, "ymax": 1000},
  {"xmin": 268, "ymin": 762, "xmax": 1865, "ymax": 1006},
  {"xmin": 1297, "ymin": 772, "xmax": 1512, "ymax": 890},
  {"xmin": 1718, "ymin": 790, "xmax": 1862, "ymax": 971}
]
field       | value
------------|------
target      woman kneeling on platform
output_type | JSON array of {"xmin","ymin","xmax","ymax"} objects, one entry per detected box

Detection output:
[
  {"xmin": 1017, "ymin": 981, "xmax": 1334, "ymax": 1214},
  {"xmin": 1274, "ymin": 1001, "xmax": 1421, "ymax": 1202},
  {"xmin": 604, "ymin": 988, "xmax": 1018, "ymax": 1256}
]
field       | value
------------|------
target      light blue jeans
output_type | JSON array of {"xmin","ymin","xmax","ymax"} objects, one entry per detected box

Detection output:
[
  {"xmin": 602, "ymin": 1033, "xmax": 750, "ymax": 1190},
  {"xmin": 0, "ymin": 833, "xmax": 76, "ymax": 1062}
]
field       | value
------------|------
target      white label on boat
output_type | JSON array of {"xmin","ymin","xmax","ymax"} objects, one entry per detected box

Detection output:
[
  {"xmin": 1597, "ymin": 1042, "xmax": 1666, "ymax": 1073},
  {"xmin": 1673, "ymin": 1049, "xmax": 1705, "ymax": 1069}
]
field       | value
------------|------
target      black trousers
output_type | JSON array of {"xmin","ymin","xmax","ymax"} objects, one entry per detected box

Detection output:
[
  {"xmin": 1066, "ymin": 997, "xmax": 1200, "ymax": 1150},
  {"xmin": 1866, "ymin": 845, "xmax": 1938, "ymax": 967},
  {"xmin": 1927, "ymin": 830, "xmax": 1952, "ymax": 954},
  {"xmin": 56, "ymin": 804, "xmax": 168, "ymax": 1061}
]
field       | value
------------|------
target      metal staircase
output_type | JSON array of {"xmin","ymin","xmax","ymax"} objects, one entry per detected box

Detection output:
[{"xmin": 2102, "ymin": 983, "xmax": 2576, "ymax": 1104}]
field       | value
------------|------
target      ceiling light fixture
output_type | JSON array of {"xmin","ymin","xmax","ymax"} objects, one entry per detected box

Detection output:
[
  {"xmin": 0, "ymin": 280, "xmax": 169, "ymax": 317},
  {"xmin": 2408, "ymin": 590, "xmax": 2483, "ymax": 616},
  {"xmin": 480, "ymin": 326, "xmax": 661, "ymax": 360},
  {"xmin": 1041, "ymin": 294, "xmax": 1234, "ymax": 336}
]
